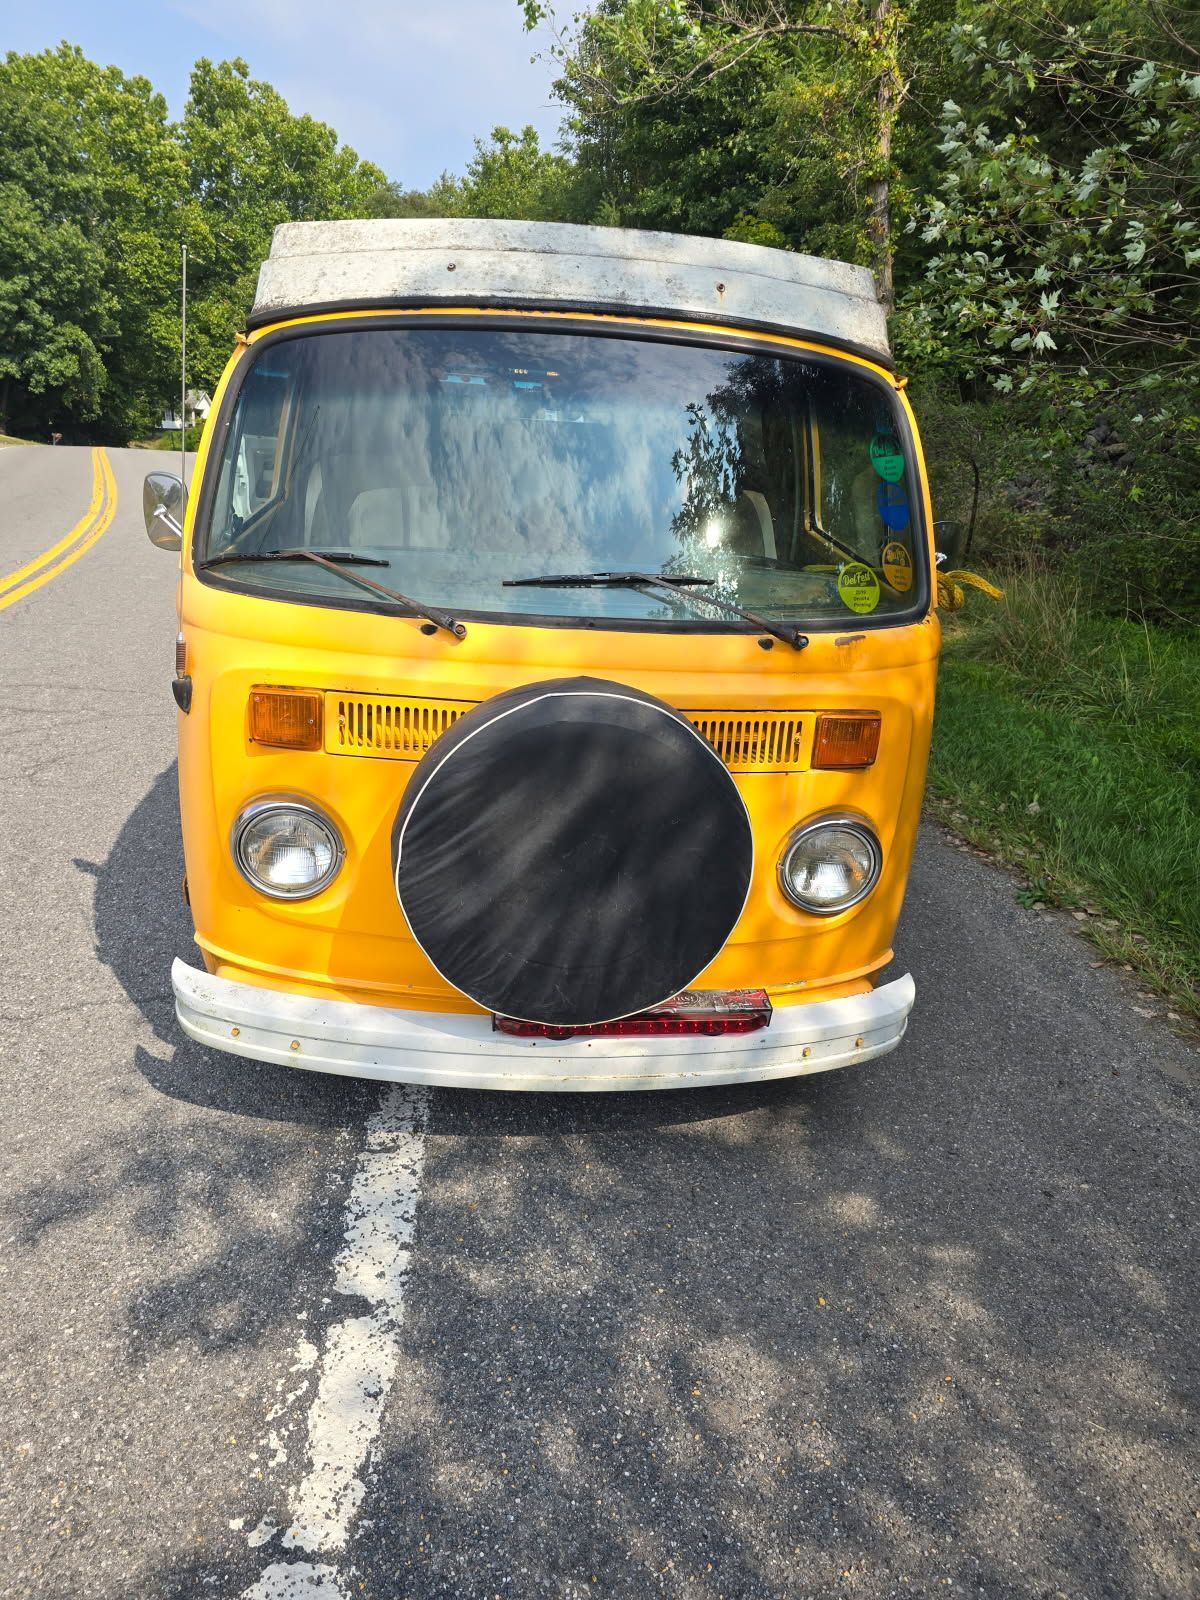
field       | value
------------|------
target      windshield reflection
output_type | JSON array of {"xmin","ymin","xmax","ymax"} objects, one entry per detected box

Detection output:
[{"xmin": 201, "ymin": 326, "xmax": 924, "ymax": 626}]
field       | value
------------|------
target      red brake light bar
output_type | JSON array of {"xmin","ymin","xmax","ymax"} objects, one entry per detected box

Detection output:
[{"xmin": 493, "ymin": 989, "xmax": 772, "ymax": 1041}]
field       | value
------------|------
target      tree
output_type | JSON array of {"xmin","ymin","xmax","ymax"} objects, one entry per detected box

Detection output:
[
  {"xmin": 897, "ymin": 8, "xmax": 1200, "ymax": 405},
  {"xmin": 364, "ymin": 178, "xmax": 466, "ymax": 218},
  {"xmin": 180, "ymin": 58, "xmax": 390, "ymax": 388},
  {"xmin": 0, "ymin": 184, "xmax": 110, "ymax": 435},
  {"xmin": 0, "ymin": 43, "xmax": 185, "ymax": 438},
  {"xmin": 523, "ymin": 1, "xmax": 920, "ymax": 307},
  {"xmin": 454, "ymin": 125, "xmax": 585, "ymax": 221}
]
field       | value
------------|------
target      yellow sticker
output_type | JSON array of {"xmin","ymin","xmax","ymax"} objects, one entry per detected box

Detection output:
[
  {"xmin": 837, "ymin": 562, "xmax": 881, "ymax": 614},
  {"xmin": 882, "ymin": 541, "xmax": 913, "ymax": 592}
]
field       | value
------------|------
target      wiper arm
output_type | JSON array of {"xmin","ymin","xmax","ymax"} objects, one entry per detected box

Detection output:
[
  {"xmin": 201, "ymin": 548, "xmax": 466, "ymax": 640},
  {"xmin": 505, "ymin": 571, "xmax": 715, "ymax": 588},
  {"xmin": 504, "ymin": 570, "xmax": 808, "ymax": 651},
  {"xmin": 202, "ymin": 548, "xmax": 389, "ymax": 567}
]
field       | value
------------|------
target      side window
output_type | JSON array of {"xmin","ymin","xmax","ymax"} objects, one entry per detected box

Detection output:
[
  {"xmin": 210, "ymin": 366, "xmax": 292, "ymax": 541},
  {"xmin": 811, "ymin": 382, "xmax": 917, "ymax": 584},
  {"xmin": 236, "ymin": 369, "xmax": 291, "ymax": 520}
]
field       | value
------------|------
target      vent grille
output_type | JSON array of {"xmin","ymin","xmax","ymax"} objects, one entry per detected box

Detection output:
[
  {"xmin": 687, "ymin": 712, "xmax": 805, "ymax": 772},
  {"xmin": 326, "ymin": 692, "xmax": 805, "ymax": 771},
  {"xmin": 325, "ymin": 693, "xmax": 471, "ymax": 759}
]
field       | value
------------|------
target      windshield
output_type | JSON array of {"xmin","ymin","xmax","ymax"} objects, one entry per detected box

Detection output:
[{"xmin": 200, "ymin": 324, "xmax": 926, "ymax": 627}]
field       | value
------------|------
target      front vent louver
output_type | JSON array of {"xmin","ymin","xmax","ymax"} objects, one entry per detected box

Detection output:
[
  {"xmin": 687, "ymin": 712, "xmax": 805, "ymax": 772},
  {"xmin": 325, "ymin": 693, "xmax": 471, "ymax": 760},
  {"xmin": 325, "ymin": 692, "xmax": 805, "ymax": 771}
]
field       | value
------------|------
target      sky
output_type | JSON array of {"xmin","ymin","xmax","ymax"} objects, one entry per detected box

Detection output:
[{"xmin": 0, "ymin": 0, "xmax": 565, "ymax": 187}]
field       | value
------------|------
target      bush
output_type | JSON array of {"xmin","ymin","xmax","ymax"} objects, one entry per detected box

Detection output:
[
  {"xmin": 158, "ymin": 424, "xmax": 205, "ymax": 452},
  {"xmin": 915, "ymin": 386, "xmax": 1200, "ymax": 622}
]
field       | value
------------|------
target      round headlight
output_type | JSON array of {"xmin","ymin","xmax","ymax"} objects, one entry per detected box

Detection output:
[
  {"xmin": 778, "ymin": 816, "xmax": 881, "ymax": 915},
  {"xmin": 232, "ymin": 800, "xmax": 343, "ymax": 900}
]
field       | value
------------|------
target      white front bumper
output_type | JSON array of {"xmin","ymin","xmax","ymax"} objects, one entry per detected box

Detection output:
[{"xmin": 172, "ymin": 959, "xmax": 915, "ymax": 1092}]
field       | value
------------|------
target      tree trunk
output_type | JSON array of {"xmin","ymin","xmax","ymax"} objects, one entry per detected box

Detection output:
[{"xmin": 868, "ymin": 0, "xmax": 896, "ymax": 313}]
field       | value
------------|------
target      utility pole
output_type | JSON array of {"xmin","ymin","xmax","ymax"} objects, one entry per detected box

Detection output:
[{"xmin": 181, "ymin": 242, "xmax": 188, "ymax": 489}]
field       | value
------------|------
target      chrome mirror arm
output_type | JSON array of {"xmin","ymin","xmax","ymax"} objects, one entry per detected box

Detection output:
[{"xmin": 152, "ymin": 505, "xmax": 183, "ymax": 541}]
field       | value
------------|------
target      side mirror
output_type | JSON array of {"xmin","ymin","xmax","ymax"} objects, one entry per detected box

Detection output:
[
  {"xmin": 144, "ymin": 472, "xmax": 186, "ymax": 550},
  {"xmin": 933, "ymin": 518, "xmax": 966, "ymax": 570}
]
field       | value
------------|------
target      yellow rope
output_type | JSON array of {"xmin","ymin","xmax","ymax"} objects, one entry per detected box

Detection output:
[{"xmin": 938, "ymin": 569, "xmax": 1005, "ymax": 610}]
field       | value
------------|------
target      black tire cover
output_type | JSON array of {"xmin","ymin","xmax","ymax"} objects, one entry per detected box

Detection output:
[{"xmin": 391, "ymin": 677, "xmax": 753, "ymax": 1026}]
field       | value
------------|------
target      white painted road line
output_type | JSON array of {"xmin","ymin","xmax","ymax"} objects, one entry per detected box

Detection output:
[
  {"xmin": 239, "ymin": 1085, "xmax": 430, "ymax": 1598},
  {"xmin": 241, "ymin": 1563, "xmax": 345, "ymax": 1599}
]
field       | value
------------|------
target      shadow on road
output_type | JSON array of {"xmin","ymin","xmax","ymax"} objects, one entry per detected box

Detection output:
[
  {"xmin": 82, "ymin": 759, "xmax": 379, "ymax": 1127},
  {"xmin": 84, "ymin": 758, "xmax": 778, "ymax": 1136},
  {"xmin": 28, "ymin": 765, "xmax": 1198, "ymax": 1597}
]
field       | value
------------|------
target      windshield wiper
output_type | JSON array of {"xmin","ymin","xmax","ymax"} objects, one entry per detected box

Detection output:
[
  {"xmin": 503, "ymin": 570, "xmax": 808, "ymax": 651},
  {"xmin": 202, "ymin": 548, "xmax": 389, "ymax": 567},
  {"xmin": 506, "ymin": 571, "xmax": 715, "ymax": 588},
  {"xmin": 201, "ymin": 548, "xmax": 466, "ymax": 639}
]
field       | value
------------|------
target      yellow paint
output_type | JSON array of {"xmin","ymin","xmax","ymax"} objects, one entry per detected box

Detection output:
[
  {"xmin": 0, "ymin": 448, "xmax": 117, "ymax": 610},
  {"xmin": 0, "ymin": 447, "xmax": 103, "ymax": 595},
  {"xmin": 177, "ymin": 309, "xmax": 941, "ymax": 1019}
]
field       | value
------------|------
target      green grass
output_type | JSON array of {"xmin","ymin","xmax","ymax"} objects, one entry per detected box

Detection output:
[
  {"xmin": 154, "ymin": 425, "xmax": 204, "ymax": 451},
  {"xmin": 929, "ymin": 570, "xmax": 1200, "ymax": 1023}
]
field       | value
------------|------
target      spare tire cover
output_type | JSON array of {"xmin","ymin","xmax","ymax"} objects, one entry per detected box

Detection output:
[{"xmin": 392, "ymin": 677, "xmax": 753, "ymax": 1026}]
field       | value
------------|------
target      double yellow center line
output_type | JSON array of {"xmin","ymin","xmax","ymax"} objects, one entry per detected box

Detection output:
[{"xmin": 0, "ymin": 447, "xmax": 118, "ymax": 611}]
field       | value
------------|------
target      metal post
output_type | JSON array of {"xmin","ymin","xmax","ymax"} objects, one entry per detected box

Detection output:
[{"xmin": 180, "ymin": 243, "xmax": 188, "ymax": 490}]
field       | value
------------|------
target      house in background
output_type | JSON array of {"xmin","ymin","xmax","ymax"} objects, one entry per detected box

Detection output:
[{"xmin": 160, "ymin": 389, "xmax": 212, "ymax": 430}]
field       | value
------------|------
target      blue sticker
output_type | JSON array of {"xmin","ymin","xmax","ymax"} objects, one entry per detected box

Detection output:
[{"xmin": 876, "ymin": 480, "xmax": 910, "ymax": 531}]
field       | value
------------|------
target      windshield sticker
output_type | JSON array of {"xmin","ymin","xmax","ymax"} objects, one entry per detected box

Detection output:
[
  {"xmin": 869, "ymin": 434, "xmax": 906, "ymax": 483},
  {"xmin": 882, "ymin": 541, "xmax": 914, "ymax": 592},
  {"xmin": 838, "ymin": 562, "xmax": 881, "ymax": 614},
  {"xmin": 875, "ymin": 482, "xmax": 910, "ymax": 532}
]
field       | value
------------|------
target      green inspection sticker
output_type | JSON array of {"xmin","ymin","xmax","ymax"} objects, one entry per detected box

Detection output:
[
  {"xmin": 869, "ymin": 433, "xmax": 906, "ymax": 483},
  {"xmin": 838, "ymin": 562, "xmax": 881, "ymax": 614}
]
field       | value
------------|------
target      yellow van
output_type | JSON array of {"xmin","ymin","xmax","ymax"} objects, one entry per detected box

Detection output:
[{"xmin": 144, "ymin": 219, "xmax": 940, "ymax": 1091}]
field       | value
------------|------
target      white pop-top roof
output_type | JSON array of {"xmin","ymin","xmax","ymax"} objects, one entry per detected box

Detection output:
[{"xmin": 250, "ymin": 218, "xmax": 891, "ymax": 364}]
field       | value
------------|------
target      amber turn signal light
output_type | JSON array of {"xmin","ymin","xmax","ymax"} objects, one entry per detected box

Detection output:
[
  {"xmin": 248, "ymin": 688, "xmax": 323, "ymax": 750},
  {"xmin": 812, "ymin": 713, "xmax": 881, "ymax": 769}
]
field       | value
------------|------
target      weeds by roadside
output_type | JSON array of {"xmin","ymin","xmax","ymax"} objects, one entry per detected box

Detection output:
[{"xmin": 930, "ymin": 566, "xmax": 1200, "ymax": 1027}]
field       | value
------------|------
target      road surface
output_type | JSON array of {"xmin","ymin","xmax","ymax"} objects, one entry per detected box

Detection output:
[{"xmin": 0, "ymin": 445, "xmax": 1196, "ymax": 1600}]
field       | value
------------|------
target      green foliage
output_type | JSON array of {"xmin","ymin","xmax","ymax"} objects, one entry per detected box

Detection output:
[
  {"xmin": 0, "ymin": 45, "xmax": 390, "ymax": 438},
  {"xmin": 930, "ymin": 584, "xmax": 1200, "ymax": 1017},
  {"xmin": 180, "ymin": 57, "xmax": 389, "ymax": 391},
  {"xmin": 0, "ymin": 43, "xmax": 184, "ymax": 439},
  {"xmin": 364, "ymin": 179, "xmax": 463, "ymax": 218},
  {"xmin": 917, "ymin": 383, "xmax": 1200, "ymax": 619},
  {"xmin": 0, "ymin": 182, "xmax": 110, "ymax": 431},
  {"xmin": 896, "ymin": 10, "xmax": 1199, "ymax": 407},
  {"xmin": 461, "ymin": 125, "xmax": 581, "ymax": 219},
  {"xmin": 156, "ymin": 424, "xmax": 205, "ymax": 452},
  {"xmin": 523, "ymin": 2, "xmax": 963, "ymax": 301}
]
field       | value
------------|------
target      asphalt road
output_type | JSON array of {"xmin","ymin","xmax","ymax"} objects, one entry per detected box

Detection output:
[{"xmin": 0, "ymin": 444, "xmax": 1196, "ymax": 1600}]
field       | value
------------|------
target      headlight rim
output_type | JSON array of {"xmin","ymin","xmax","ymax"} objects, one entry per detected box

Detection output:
[
  {"xmin": 231, "ymin": 796, "xmax": 345, "ymax": 901},
  {"xmin": 778, "ymin": 812, "xmax": 882, "ymax": 916}
]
